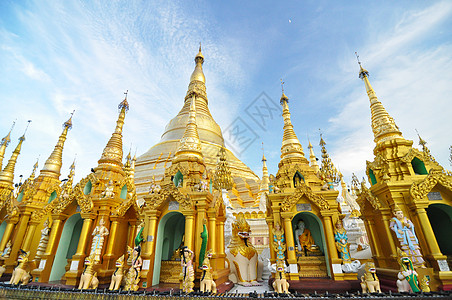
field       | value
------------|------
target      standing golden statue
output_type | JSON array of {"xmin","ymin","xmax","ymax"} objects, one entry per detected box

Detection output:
[
  {"xmin": 390, "ymin": 206, "xmax": 425, "ymax": 268},
  {"xmin": 90, "ymin": 217, "xmax": 109, "ymax": 263},
  {"xmin": 180, "ymin": 246, "xmax": 195, "ymax": 293},
  {"xmin": 272, "ymin": 222, "xmax": 286, "ymax": 260}
]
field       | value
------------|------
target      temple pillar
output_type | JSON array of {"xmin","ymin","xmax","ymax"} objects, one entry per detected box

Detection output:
[
  {"xmin": 103, "ymin": 216, "xmax": 120, "ymax": 270},
  {"xmin": 8, "ymin": 213, "xmax": 30, "ymax": 264},
  {"xmin": 127, "ymin": 221, "xmax": 137, "ymax": 249},
  {"xmin": 21, "ymin": 220, "xmax": 39, "ymax": 252},
  {"xmin": 143, "ymin": 211, "xmax": 159, "ymax": 288},
  {"xmin": 381, "ymin": 209, "xmax": 398, "ymax": 259},
  {"xmin": 321, "ymin": 211, "xmax": 343, "ymax": 279},
  {"xmin": 413, "ymin": 206, "xmax": 444, "ymax": 258},
  {"xmin": 281, "ymin": 212, "xmax": 297, "ymax": 279},
  {"xmin": 64, "ymin": 213, "xmax": 95, "ymax": 286},
  {"xmin": 184, "ymin": 211, "xmax": 195, "ymax": 251},
  {"xmin": 32, "ymin": 214, "xmax": 67, "ymax": 283},
  {"xmin": 207, "ymin": 213, "xmax": 217, "ymax": 254},
  {"xmin": 266, "ymin": 218, "xmax": 276, "ymax": 262},
  {"xmin": 0, "ymin": 219, "xmax": 17, "ymax": 251}
]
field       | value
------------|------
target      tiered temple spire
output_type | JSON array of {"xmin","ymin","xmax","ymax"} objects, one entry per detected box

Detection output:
[
  {"xmin": 0, "ymin": 121, "xmax": 15, "ymax": 170},
  {"xmin": 279, "ymin": 82, "xmax": 305, "ymax": 160},
  {"xmin": 260, "ymin": 152, "xmax": 269, "ymax": 193},
  {"xmin": 186, "ymin": 44, "xmax": 207, "ymax": 102},
  {"xmin": 175, "ymin": 95, "xmax": 203, "ymax": 160},
  {"xmin": 40, "ymin": 112, "xmax": 73, "ymax": 179},
  {"xmin": 0, "ymin": 121, "xmax": 31, "ymax": 187},
  {"xmin": 97, "ymin": 92, "xmax": 129, "ymax": 171},
  {"xmin": 319, "ymin": 134, "xmax": 340, "ymax": 186},
  {"xmin": 308, "ymin": 140, "xmax": 320, "ymax": 173},
  {"xmin": 356, "ymin": 54, "xmax": 404, "ymax": 144}
]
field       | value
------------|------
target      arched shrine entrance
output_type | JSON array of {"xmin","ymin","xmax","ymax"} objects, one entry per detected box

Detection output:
[
  {"xmin": 49, "ymin": 213, "xmax": 82, "ymax": 282},
  {"xmin": 152, "ymin": 211, "xmax": 185, "ymax": 285},
  {"xmin": 292, "ymin": 212, "xmax": 330, "ymax": 278}
]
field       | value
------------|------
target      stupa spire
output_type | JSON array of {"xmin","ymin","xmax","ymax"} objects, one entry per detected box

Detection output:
[
  {"xmin": 186, "ymin": 43, "xmax": 207, "ymax": 102},
  {"xmin": 279, "ymin": 80, "xmax": 305, "ymax": 160},
  {"xmin": 0, "ymin": 121, "xmax": 15, "ymax": 170},
  {"xmin": 97, "ymin": 92, "xmax": 129, "ymax": 170},
  {"xmin": 260, "ymin": 143, "xmax": 269, "ymax": 192},
  {"xmin": 356, "ymin": 53, "xmax": 403, "ymax": 144},
  {"xmin": 0, "ymin": 121, "xmax": 31, "ymax": 187},
  {"xmin": 308, "ymin": 139, "xmax": 320, "ymax": 173},
  {"xmin": 319, "ymin": 134, "xmax": 340, "ymax": 186},
  {"xmin": 175, "ymin": 95, "xmax": 203, "ymax": 160},
  {"xmin": 40, "ymin": 111, "xmax": 74, "ymax": 179}
]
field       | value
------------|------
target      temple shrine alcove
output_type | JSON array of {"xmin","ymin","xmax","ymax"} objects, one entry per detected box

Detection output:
[
  {"xmin": 49, "ymin": 213, "xmax": 82, "ymax": 282},
  {"xmin": 292, "ymin": 212, "xmax": 329, "ymax": 278},
  {"xmin": 427, "ymin": 203, "xmax": 452, "ymax": 267},
  {"xmin": 152, "ymin": 211, "xmax": 185, "ymax": 285}
]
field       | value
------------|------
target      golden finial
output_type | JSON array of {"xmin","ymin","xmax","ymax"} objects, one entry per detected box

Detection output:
[
  {"xmin": 1, "ymin": 120, "xmax": 15, "ymax": 146},
  {"xmin": 41, "ymin": 113, "xmax": 73, "ymax": 179},
  {"xmin": 0, "ymin": 121, "xmax": 30, "ymax": 186},
  {"xmin": 319, "ymin": 133, "xmax": 340, "ymax": 185},
  {"xmin": 355, "ymin": 52, "xmax": 369, "ymax": 79},
  {"xmin": 262, "ymin": 142, "xmax": 266, "ymax": 162},
  {"xmin": 280, "ymin": 79, "xmax": 288, "ymax": 104},
  {"xmin": 98, "ymin": 93, "xmax": 129, "ymax": 170},
  {"xmin": 64, "ymin": 110, "xmax": 75, "ymax": 130},
  {"xmin": 0, "ymin": 121, "xmax": 17, "ymax": 170},
  {"xmin": 357, "ymin": 55, "xmax": 403, "ymax": 145}
]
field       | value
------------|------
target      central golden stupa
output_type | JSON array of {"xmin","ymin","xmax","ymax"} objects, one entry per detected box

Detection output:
[{"xmin": 135, "ymin": 47, "xmax": 260, "ymax": 206}]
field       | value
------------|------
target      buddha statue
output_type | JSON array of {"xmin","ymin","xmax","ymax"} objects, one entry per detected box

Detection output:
[{"xmin": 294, "ymin": 220, "xmax": 314, "ymax": 255}]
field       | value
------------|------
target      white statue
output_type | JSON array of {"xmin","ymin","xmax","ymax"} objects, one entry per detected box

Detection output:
[
  {"xmin": 101, "ymin": 180, "xmax": 115, "ymax": 198},
  {"xmin": 35, "ymin": 219, "xmax": 51, "ymax": 260},
  {"xmin": 90, "ymin": 218, "xmax": 109, "ymax": 263}
]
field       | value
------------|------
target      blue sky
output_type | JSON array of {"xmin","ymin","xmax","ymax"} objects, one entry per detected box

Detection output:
[{"xmin": 1, "ymin": 0, "xmax": 451, "ymax": 187}]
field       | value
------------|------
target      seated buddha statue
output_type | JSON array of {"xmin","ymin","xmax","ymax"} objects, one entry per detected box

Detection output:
[{"xmin": 295, "ymin": 220, "xmax": 315, "ymax": 255}]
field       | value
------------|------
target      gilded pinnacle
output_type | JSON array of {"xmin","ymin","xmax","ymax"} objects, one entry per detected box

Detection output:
[
  {"xmin": 98, "ymin": 95, "xmax": 129, "ymax": 171},
  {"xmin": 319, "ymin": 134, "xmax": 340, "ymax": 184},
  {"xmin": 0, "ymin": 132, "xmax": 27, "ymax": 188},
  {"xmin": 358, "ymin": 61, "xmax": 403, "ymax": 144},
  {"xmin": 279, "ymin": 89, "xmax": 305, "ymax": 160},
  {"xmin": 0, "ymin": 121, "xmax": 16, "ymax": 170},
  {"xmin": 308, "ymin": 140, "xmax": 320, "ymax": 173},
  {"xmin": 40, "ymin": 113, "xmax": 74, "ymax": 179},
  {"xmin": 187, "ymin": 46, "xmax": 207, "ymax": 101},
  {"xmin": 175, "ymin": 95, "xmax": 203, "ymax": 159}
]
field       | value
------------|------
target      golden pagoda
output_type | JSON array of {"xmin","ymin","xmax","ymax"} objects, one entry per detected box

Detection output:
[
  {"xmin": 353, "ymin": 60, "xmax": 452, "ymax": 290},
  {"xmin": 135, "ymin": 45, "xmax": 260, "ymax": 208},
  {"xmin": 266, "ymin": 87, "xmax": 350, "ymax": 281}
]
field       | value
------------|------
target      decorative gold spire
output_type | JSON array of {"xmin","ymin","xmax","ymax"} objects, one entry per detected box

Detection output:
[
  {"xmin": 308, "ymin": 139, "xmax": 320, "ymax": 173},
  {"xmin": 279, "ymin": 81, "xmax": 305, "ymax": 160},
  {"xmin": 29, "ymin": 159, "xmax": 39, "ymax": 182},
  {"xmin": 40, "ymin": 112, "xmax": 74, "ymax": 179},
  {"xmin": 356, "ymin": 53, "xmax": 404, "ymax": 144},
  {"xmin": 175, "ymin": 95, "xmax": 203, "ymax": 160},
  {"xmin": 0, "ymin": 121, "xmax": 31, "ymax": 187},
  {"xmin": 319, "ymin": 134, "xmax": 340, "ymax": 186},
  {"xmin": 416, "ymin": 130, "xmax": 436, "ymax": 163},
  {"xmin": 260, "ymin": 146, "xmax": 269, "ymax": 192},
  {"xmin": 0, "ymin": 121, "xmax": 15, "ymax": 170},
  {"xmin": 97, "ymin": 92, "xmax": 129, "ymax": 171},
  {"xmin": 213, "ymin": 146, "xmax": 234, "ymax": 191},
  {"xmin": 186, "ymin": 44, "xmax": 207, "ymax": 102}
]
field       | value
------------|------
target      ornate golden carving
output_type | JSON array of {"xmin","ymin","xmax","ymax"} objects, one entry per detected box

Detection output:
[
  {"xmin": 281, "ymin": 184, "xmax": 329, "ymax": 211},
  {"xmin": 410, "ymin": 168, "xmax": 452, "ymax": 201}
]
